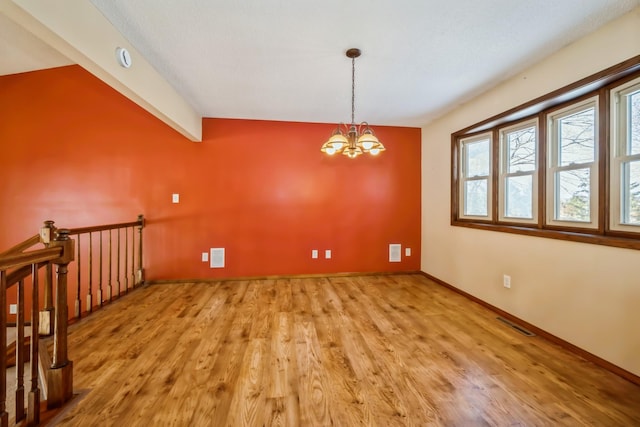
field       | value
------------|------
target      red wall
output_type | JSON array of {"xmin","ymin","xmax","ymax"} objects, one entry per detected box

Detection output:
[{"xmin": 1, "ymin": 65, "xmax": 421, "ymax": 282}]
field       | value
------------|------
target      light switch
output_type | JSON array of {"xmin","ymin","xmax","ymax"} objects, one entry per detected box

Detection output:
[
  {"xmin": 201, "ymin": 252, "xmax": 209, "ymax": 262},
  {"xmin": 172, "ymin": 193, "xmax": 180, "ymax": 203}
]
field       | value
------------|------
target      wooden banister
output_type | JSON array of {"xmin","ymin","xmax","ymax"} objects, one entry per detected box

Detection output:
[
  {"xmin": 0, "ymin": 247, "xmax": 62, "ymax": 271},
  {"xmin": 0, "ymin": 234, "xmax": 40, "ymax": 257},
  {"xmin": 67, "ymin": 218, "xmax": 143, "ymax": 235}
]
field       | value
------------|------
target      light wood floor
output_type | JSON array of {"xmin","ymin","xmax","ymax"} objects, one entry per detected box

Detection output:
[{"xmin": 50, "ymin": 274, "xmax": 640, "ymax": 426}]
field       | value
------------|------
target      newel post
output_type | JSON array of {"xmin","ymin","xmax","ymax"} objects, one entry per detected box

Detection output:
[
  {"xmin": 40, "ymin": 220, "xmax": 56, "ymax": 336},
  {"xmin": 47, "ymin": 228, "xmax": 74, "ymax": 409}
]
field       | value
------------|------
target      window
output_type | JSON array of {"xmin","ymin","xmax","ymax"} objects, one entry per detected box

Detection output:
[
  {"xmin": 546, "ymin": 98, "xmax": 598, "ymax": 228},
  {"xmin": 499, "ymin": 120, "xmax": 538, "ymax": 223},
  {"xmin": 611, "ymin": 76, "xmax": 640, "ymax": 232},
  {"xmin": 451, "ymin": 56, "xmax": 640, "ymax": 250},
  {"xmin": 459, "ymin": 134, "xmax": 492, "ymax": 219}
]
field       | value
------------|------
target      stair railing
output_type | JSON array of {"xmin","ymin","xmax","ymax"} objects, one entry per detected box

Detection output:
[
  {"xmin": 0, "ymin": 215, "xmax": 144, "ymax": 426},
  {"xmin": 56, "ymin": 214, "xmax": 145, "ymax": 321}
]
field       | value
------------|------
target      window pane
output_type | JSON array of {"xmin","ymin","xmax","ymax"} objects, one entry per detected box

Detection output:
[
  {"xmin": 505, "ymin": 175, "xmax": 533, "ymax": 219},
  {"xmin": 464, "ymin": 179, "xmax": 488, "ymax": 216},
  {"xmin": 465, "ymin": 139, "xmax": 490, "ymax": 177},
  {"xmin": 623, "ymin": 160, "xmax": 640, "ymax": 225},
  {"xmin": 507, "ymin": 126, "xmax": 536, "ymax": 173},
  {"xmin": 629, "ymin": 90, "xmax": 640, "ymax": 155},
  {"xmin": 556, "ymin": 168, "xmax": 590, "ymax": 222},
  {"xmin": 558, "ymin": 107, "xmax": 595, "ymax": 166}
]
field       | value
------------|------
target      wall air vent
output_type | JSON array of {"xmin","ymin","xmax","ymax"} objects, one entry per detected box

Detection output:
[{"xmin": 497, "ymin": 316, "xmax": 536, "ymax": 337}]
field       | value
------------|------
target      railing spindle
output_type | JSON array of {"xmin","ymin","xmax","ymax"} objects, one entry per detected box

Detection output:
[
  {"xmin": 137, "ymin": 214, "xmax": 144, "ymax": 285},
  {"xmin": 15, "ymin": 279, "xmax": 26, "ymax": 422},
  {"xmin": 27, "ymin": 264, "xmax": 40, "ymax": 426},
  {"xmin": 130, "ymin": 227, "xmax": 135, "ymax": 289},
  {"xmin": 75, "ymin": 234, "xmax": 81, "ymax": 319},
  {"xmin": 41, "ymin": 220, "xmax": 55, "ymax": 336},
  {"xmin": 117, "ymin": 229, "xmax": 121, "ymax": 297},
  {"xmin": 87, "ymin": 232, "xmax": 93, "ymax": 313},
  {"xmin": 108, "ymin": 230, "xmax": 113, "ymax": 302},
  {"xmin": 124, "ymin": 227, "xmax": 129, "ymax": 293},
  {"xmin": 0, "ymin": 270, "xmax": 8, "ymax": 427},
  {"xmin": 99, "ymin": 231, "xmax": 103, "ymax": 307}
]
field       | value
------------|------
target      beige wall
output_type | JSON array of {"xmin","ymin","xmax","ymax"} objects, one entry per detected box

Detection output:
[{"xmin": 421, "ymin": 7, "xmax": 640, "ymax": 376}]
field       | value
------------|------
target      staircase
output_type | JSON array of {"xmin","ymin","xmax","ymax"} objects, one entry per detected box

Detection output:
[{"xmin": 0, "ymin": 216, "xmax": 145, "ymax": 426}]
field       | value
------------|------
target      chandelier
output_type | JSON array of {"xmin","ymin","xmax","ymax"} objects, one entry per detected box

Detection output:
[{"xmin": 320, "ymin": 48, "xmax": 385, "ymax": 159}]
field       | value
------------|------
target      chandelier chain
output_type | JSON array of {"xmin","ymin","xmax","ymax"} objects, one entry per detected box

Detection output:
[{"xmin": 351, "ymin": 56, "xmax": 355, "ymax": 125}]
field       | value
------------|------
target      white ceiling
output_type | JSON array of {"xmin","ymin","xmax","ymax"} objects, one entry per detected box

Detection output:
[{"xmin": 4, "ymin": 1, "xmax": 640, "ymax": 127}]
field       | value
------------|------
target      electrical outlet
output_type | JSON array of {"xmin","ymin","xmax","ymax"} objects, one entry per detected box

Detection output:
[
  {"xmin": 325, "ymin": 249, "xmax": 331, "ymax": 259},
  {"xmin": 201, "ymin": 252, "xmax": 209, "ymax": 262},
  {"xmin": 172, "ymin": 193, "xmax": 180, "ymax": 203},
  {"xmin": 503, "ymin": 274, "xmax": 511, "ymax": 289},
  {"xmin": 9, "ymin": 304, "xmax": 17, "ymax": 315},
  {"xmin": 311, "ymin": 249, "xmax": 318, "ymax": 259}
]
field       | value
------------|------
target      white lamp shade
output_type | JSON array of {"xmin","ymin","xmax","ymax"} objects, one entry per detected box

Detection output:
[{"xmin": 357, "ymin": 131, "xmax": 380, "ymax": 151}]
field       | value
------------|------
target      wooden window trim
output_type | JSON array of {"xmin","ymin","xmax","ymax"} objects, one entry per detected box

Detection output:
[{"xmin": 451, "ymin": 55, "xmax": 640, "ymax": 251}]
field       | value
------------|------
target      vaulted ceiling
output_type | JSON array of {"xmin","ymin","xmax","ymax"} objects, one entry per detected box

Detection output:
[{"xmin": 3, "ymin": 0, "xmax": 639, "ymax": 128}]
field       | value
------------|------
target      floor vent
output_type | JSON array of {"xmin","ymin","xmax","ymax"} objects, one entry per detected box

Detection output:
[{"xmin": 496, "ymin": 316, "xmax": 536, "ymax": 337}]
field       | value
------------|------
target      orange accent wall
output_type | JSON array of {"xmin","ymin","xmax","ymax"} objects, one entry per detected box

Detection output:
[{"xmin": 1, "ymin": 65, "xmax": 421, "ymax": 284}]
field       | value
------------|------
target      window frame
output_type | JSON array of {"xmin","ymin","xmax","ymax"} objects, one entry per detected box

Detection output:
[
  {"xmin": 610, "ymin": 75, "xmax": 640, "ymax": 233},
  {"xmin": 451, "ymin": 55, "xmax": 640, "ymax": 251},
  {"xmin": 458, "ymin": 133, "xmax": 493, "ymax": 220},
  {"xmin": 545, "ymin": 97, "xmax": 599, "ymax": 230},
  {"xmin": 498, "ymin": 119, "xmax": 539, "ymax": 224}
]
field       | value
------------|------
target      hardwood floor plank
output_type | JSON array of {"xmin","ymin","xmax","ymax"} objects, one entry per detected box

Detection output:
[
  {"xmin": 268, "ymin": 312, "xmax": 297, "ymax": 399},
  {"xmin": 50, "ymin": 275, "xmax": 640, "ymax": 426},
  {"xmin": 226, "ymin": 338, "xmax": 268, "ymax": 426},
  {"xmin": 293, "ymin": 313, "xmax": 333, "ymax": 426},
  {"xmin": 311, "ymin": 280, "xmax": 374, "ymax": 425}
]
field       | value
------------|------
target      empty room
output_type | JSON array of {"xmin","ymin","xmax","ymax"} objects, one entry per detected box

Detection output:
[{"xmin": 1, "ymin": 0, "xmax": 640, "ymax": 425}]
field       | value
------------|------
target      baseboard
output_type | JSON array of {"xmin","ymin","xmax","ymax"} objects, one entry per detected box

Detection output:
[
  {"xmin": 417, "ymin": 271, "xmax": 640, "ymax": 386},
  {"xmin": 147, "ymin": 270, "xmax": 422, "ymax": 285}
]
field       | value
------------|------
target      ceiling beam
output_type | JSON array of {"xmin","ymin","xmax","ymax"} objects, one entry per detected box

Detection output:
[{"xmin": 1, "ymin": 0, "xmax": 202, "ymax": 141}]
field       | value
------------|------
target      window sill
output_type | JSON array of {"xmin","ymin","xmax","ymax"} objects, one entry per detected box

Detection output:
[{"xmin": 451, "ymin": 220, "xmax": 640, "ymax": 251}]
